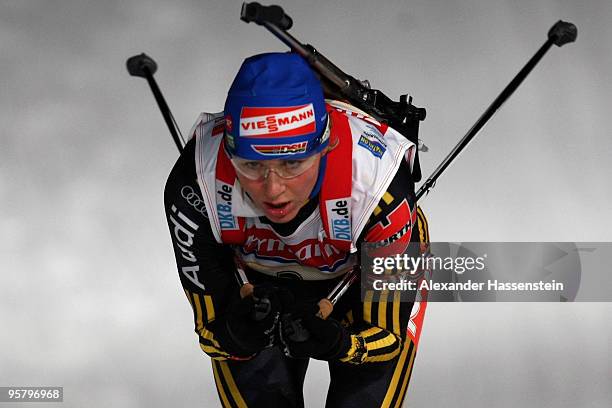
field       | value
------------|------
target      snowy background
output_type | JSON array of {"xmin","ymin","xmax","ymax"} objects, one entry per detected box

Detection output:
[{"xmin": 1, "ymin": 0, "xmax": 611, "ymax": 406}]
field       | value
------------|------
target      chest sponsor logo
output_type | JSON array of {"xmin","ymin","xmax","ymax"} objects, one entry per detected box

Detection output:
[
  {"xmin": 181, "ymin": 185, "xmax": 208, "ymax": 218},
  {"xmin": 168, "ymin": 205, "xmax": 205, "ymax": 290},
  {"xmin": 215, "ymin": 180, "xmax": 238, "ymax": 230},
  {"xmin": 243, "ymin": 234, "xmax": 343, "ymax": 267},
  {"xmin": 239, "ymin": 104, "xmax": 316, "ymax": 138},
  {"xmin": 325, "ymin": 199, "xmax": 352, "ymax": 242},
  {"xmin": 358, "ymin": 124, "xmax": 387, "ymax": 158}
]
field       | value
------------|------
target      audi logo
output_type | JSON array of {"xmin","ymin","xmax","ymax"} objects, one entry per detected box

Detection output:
[{"xmin": 181, "ymin": 185, "xmax": 208, "ymax": 217}]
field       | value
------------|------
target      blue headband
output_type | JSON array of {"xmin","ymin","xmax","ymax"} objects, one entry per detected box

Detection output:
[{"xmin": 224, "ymin": 52, "xmax": 329, "ymax": 160}]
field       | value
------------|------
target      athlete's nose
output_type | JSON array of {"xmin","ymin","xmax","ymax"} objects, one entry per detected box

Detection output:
[{"xmin": 263, "ymin": 169, "xmax": 286, "ymax": 198}]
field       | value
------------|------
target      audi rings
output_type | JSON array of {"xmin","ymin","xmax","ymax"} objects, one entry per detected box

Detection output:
[{"xmin": 181, "ymin": 185, "xmax": 208, "ymax": 217}]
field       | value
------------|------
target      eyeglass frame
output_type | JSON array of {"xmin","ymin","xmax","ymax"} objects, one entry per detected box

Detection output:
[{"xmin": 230, "ymin": 153, "xmax": 322, "ymax": 181}]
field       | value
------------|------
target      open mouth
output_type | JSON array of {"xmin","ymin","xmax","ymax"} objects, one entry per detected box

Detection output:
[
  {"xmin": 262, "ymin": 201, "xmax": 293, "ymax": 219},
  {"xmin": 264, "ymin": 201, "xmax": 290, "ymax": 210}
]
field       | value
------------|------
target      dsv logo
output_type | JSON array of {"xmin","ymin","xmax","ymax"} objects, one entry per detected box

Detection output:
[{"xmin": 181, "ymin": 185, "xmax": 208, "ymax": 218}]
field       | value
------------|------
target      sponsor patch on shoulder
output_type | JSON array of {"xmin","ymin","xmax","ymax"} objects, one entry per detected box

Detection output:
[
  {"xmin": 215, "ymin": 180, "xmax": 238, "ymax": 231},
  {"xmin": 325, "ymin": 198, "xmax": 352, "ymax": 242},
  {"xmin": 357, "ymin": 124, "xmax": 387, "ymax": 158},
  {"xmin": 181, "ymin": 185, "xmax": 208, "ymax": 218}
]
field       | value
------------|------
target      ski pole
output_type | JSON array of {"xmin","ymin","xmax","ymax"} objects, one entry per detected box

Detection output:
[
  {"xmin": 126, "ymin": 53, "xmax": 258, "ymax": 301},
  {"xmin": 416, "ymin": 20, "xmax": 577, "ymax": 200},
  {"xmin": 316, "ymin": 265, "xmax": 360, "ymax": 319},
  {"xmin": 306, "ymin": 20, "xmax": 578, "ymax": 319},
  {"xmin": 126, "ymin": 53, "xmax": 186, "ymax": 153}
]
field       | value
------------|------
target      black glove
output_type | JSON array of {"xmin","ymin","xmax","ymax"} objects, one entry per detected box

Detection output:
[
  {"xmin": 279, "ymin": 305, "xmax": 351, "ymax": 360},
  {"xmin": 224, "ymin": 295, "xmax": 275, "ymax": 357},
  {"xmin": 224, "ymin": 283, "xmax": 293, "ymax": 357},
  {"xmin": 251, "ymin": 283, "xmax": 294, "ymax": 322}
]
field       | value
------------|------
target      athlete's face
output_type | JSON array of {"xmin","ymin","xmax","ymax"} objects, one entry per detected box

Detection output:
[{"xmin": 235, "ymin": 155, "xmax": 322, "ymax": 224}]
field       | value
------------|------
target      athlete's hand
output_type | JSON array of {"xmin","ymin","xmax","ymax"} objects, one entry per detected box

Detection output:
[
  {"xmin": 225, "ymin": 283, "xmax": 293, "ymax": 357},
  {"xmin": 251, "ymin": 283, "xmax": 294, "ymax": 324},
  {"xmin": 225, "ymin": 294, "xmax": 276, "ymax": 357},
  {"xmin": 279, "ymin": 305, "xmax": 351, "ymax": 360}
]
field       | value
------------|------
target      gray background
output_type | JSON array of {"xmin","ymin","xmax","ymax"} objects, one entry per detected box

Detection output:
[{"xmin": 1, "ymin": 0, "xmax": 610, "ymax": 406}]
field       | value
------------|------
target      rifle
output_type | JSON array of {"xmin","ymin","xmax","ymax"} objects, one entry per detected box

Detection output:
[{"xmin": 240, "ymin": 2, "xmax": 427, "ymax": 181}]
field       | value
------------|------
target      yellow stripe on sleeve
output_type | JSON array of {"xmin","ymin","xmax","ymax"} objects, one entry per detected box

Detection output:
[
  {"xmin": 365, "ymin": 346, "xmax": 400, "ymax": 363},
  {"xmin": 192, "ymin": 293, "xmax": 204, "ymax": 331},
  {"xmin": 416, "ymin": 207, "xmax": 429, "ymax": 243},
  {"xmin": 204, "ymin": 295, "xmax": 215, "ymax": 322},
  {"xmin": 361, "ymin": 326, "xmax": 384, "ymax": 339},
  {"xmin": 365, "ymin": 333, "xmax": 399, "ymax": 358},
  {"xmin": 200, "ymin": 343, "xmax": 229, "ymax": 359},
  {"xmin": 200, "ymin": 327, "xmax": 222, "ymax": 349}
]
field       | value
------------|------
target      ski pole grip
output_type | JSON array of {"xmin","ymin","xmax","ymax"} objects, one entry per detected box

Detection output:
[
  {"xmin": 126, "ymin": 53, "xmax": 158, "ymax": 78},
  {"xmin": 239, "ymin": 283, "xmax": 255, "ymax": 299},
  {"xmin": 241, "ymin": 2, "xmax": 293, "ymax": 30},
  {"xmin": 548, "ymin": 20, "xmax": 577, "ymax": 47},
  {"xmin": 316, "ymin": 298, "xmax": 334, "ymax": 320}
]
